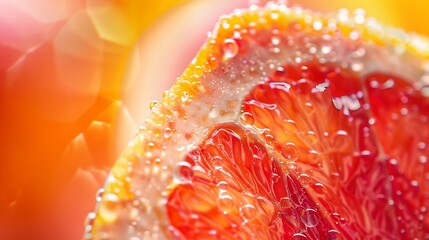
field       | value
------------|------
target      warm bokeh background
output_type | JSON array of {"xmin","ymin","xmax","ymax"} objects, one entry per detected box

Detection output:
[{"xmin": 0, "ymin": 0, "xmax": 428, "ymax": 239}]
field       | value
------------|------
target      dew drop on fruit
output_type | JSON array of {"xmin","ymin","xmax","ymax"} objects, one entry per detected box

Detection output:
[
  {"xmin": 149, "ymin": 100, "xmax": 158, "ymax": 111},
  {"xmin": 240, "ymin": 112, "xmax": 255, "ymax": 125},
  {"xmin": 181, "ymin": 92, "xmax": 189, "ymax": 102},
  {"xmin": 281, "ymin": 143, "xmax": 299, "ymax": 161},
  {"xmin": 222, "ymin": 38, "xmax": 239, "ymax": 60},
  {"xmin": 173, "ymin": 161, "xmax": 194, "ymax": 183},
  {"xmin": 212, "ymin": 156, "xmax": 223, "ymax": 169},
  {"xmin": 291, "ymin": 233, "xmax": 308, "ymax": 240},
  {"xmin": 209, "ymin": 106, "xmax": 220, "ymax": 118},
  {"xmin": 218, "ymin": 194, "xmax": 236, "ymax": 214},
  {"xmin": 216, "ymin": 181, "xmax": 229, "ymax": 192},
  {"xmin": 96, "ymin": 188, "xmax": 104, "ymax": 202},
  {"xmin": 324, "ymin": 229, "xmax": 344, "ymax": 240},
  {"xmin": 163, "ymin": 128, "xmax": 172, "ymax": 139},
  {"xmin": 301, "ymin": 208, "xmax": 320, "ymax": 227},
  {"xmin": 279, "ymin": 197, "xmax": 293, "ymax": 212},
  {"xmin": 240, "ymin": 204, "xmax": 257, "ymax": 222},
  {"xmin": 271, "ymin": 35, "xmax": 281, "ymax": 45},
  {"xmin": 98, "ymin": 193, "xmax": 121, "ymax": 223}
]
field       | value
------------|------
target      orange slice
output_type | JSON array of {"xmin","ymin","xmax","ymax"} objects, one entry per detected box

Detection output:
[{"xmin": 85, "ymin": 3, "xmax": 429, "ymax": 239}]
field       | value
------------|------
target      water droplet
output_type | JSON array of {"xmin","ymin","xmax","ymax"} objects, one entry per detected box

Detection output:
[
  {"xmin": 208, "ymin": 56, "xmax": 218, "ymax": 69},
  {"xmin": 149, "ymin": 100, "xmax": 158, "ymax": 111},
  {"xmin": 216, "ymin": 181, "xmax": 229, "ymax": 192},
  {"xmin": 194, "ymin": 66, "xmax": 203, "ymax": 77},
  {"xmin": 174, "ymin": 161, "xmax": 194, "ymax": 183},
  {"xmin": 240, "ymin": 204, "xmax": 257, "ymax": 221},
  {"xmin": 324, "ymin": 230, "xmax": 344, "ymax": 240},
  {"xmin": 240, "ymin": 112, "xmax": 255, "ymax": 125},
  {"xmin": 419, "ymin": 155, "xmax": 427, "ymax": 164},
  {"xmin": 279, "ymin": 197, "xmax": 293, "ymax": 212},
  {"xmin": 96, "ymin": 188, "xmax": 105, "ymax": 202},
  {"xmin": 298, "ymin": 173, "xmax": 310, "ymax": 187},
  {"xmin": 313, "ymin": 182, "xmax": 327, "ymax": 194},
  {"xmin": 163, "ymin": 128, "xmax": 172, "ymax": 139},
  {"xmin": 312, "ymin": 20, "xmax": 323, "ymax": 31},
  {"xmin": 291, "ymin": 233, "xmax": 308, "ymax": 240},
  {"xmin": 209, "ymin": 106, "xmax": 220, "ymax": 118},
  {"xmin": 212, "ymin": 156, "xmax": 223, "ymax": 169},
  {"xmin": 281, "ymin": 143, "xmax": 299, "ymax": 161},
  {"xmin": 223, "ymin": 38, "xmax": 239, "ymax": 60},
  {"xmin": 218, "ymin": 194, "xmax": 236, "ymax": 214},
  {"xmin": 98, "ymin": 193, "xmax": 121, "ymax": 223},
  {"xmin": 271, "ymin": 35, "xmax": 281, "ymax": 45},
  {"xmin": 272, "ymin": 173, "xmax": 280, "ymax": 183},
  {"xmin": 301, "ymin": 208, "xmax": 320, "ymax": 227},
  {"xmin": 181, "ymin": 92, "xmax": 189, "ymax": 102}
]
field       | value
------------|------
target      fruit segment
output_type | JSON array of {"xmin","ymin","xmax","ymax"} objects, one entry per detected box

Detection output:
[{"xmin": 87, "ymin": 3, "xmax": 429, "ymax": 240}]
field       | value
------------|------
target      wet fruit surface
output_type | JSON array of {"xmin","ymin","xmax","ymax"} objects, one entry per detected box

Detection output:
[
  {"xmin": 167, "ymin": 63, "xmax": 429, "ymax": 239},
  {"xmin": 88, "ymin": 3, "xmax": 429, "ymax": 240}
]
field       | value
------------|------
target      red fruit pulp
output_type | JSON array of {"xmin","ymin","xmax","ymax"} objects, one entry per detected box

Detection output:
[{"xmin": 167, "ymin": 62, "xmax": 429, "ymax": 239}]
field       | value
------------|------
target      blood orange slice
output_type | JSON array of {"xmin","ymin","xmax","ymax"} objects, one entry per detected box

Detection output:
[{"xmin": 86, "ymin": 3, "xmax": 429, "ymax": 239}]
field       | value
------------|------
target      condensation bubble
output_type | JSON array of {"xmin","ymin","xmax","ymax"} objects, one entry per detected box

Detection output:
[
  {"xmin": 301, "ymin": 208, "xmax": 320, "ymax": 227},
  {"xmin": 96, "ymin": 188, "xmax": 105, "ymax": 202},
  {"xmin": 163, "ymin": 128, "xmax": 172, "ymax": 139},
  {"xmin": 218, "ymin": 194, "xmax": 236, "ymax": 214},
  {"xmin": 281, "ymin": 143, "xmax": 299, "ymax": 161},
  {"xmin": 240, "ymin": 112, "xmax": 255, "ymax": 125},
  {"xmin": 279, "ymin": 197, "xmax": 293, "ymax": 212},
  {"xmin": 98, "ymin": 193, "xmax": 121, "ymax": 223},
  {"xmin": 324, "ymin": 230, "xmax": 344, "ymax": 240},
  {"xmin": 291, "ymin": 233, "xmax": 308, "ymax": 240},
  {"xmin": 312, "ymin": 20, "xmax": 323, "ymax": 31},
  {"xmin": 240, "ymin": 204, "xmax": 257, "ymax": 221},
  {"xmin": 149, "ymin": 100, "xmax": 158, "ymax": 111},
  {"xmin": 212, "ymin": 156, "xmax": 223, "ymax": 169},
  {"xmin": 181, "ymin": 92, "xmax": 189, "ymax": 102},
  {"xmin": 271, "ymin": 35, "xmax": 281, "ymax": 45},
  {"xmin": 223, "ymin": 38, "xmax": 239, "ymax": 60},
  {"xmin": 209, "ymin": 106, "xmax": 220, "ymax": 118},
  {"xmin": 216, "ymin": 181, "xmax": 229, "ymax": 192}
]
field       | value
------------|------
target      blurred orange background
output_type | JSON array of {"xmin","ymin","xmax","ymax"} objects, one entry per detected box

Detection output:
[{"xmin": 0, "ymin": 0, "xmax": 428, "ymax": 239}]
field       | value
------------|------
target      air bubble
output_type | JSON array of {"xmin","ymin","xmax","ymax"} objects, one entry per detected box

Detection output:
[
  {"xmin": 223, "ymin": 38, "xmax": 239, "ymax": 60},
  {"xmin": 240, "ymin": 204, "xmax": 257, "ymax": 221},
  {"xmin": 173, "ymin": 161, "xmax": 194, "ymax": 183},
  {"xmin": 98, "ymin": 193, "xmax": 121, "ymax": 223},
  {"xmin": 301, "ymin": 208, "xmax": 320, "ymax": 227},
  {"xmin": 281, "ymin": 143, "xmax": 299, "ymax": 161}
]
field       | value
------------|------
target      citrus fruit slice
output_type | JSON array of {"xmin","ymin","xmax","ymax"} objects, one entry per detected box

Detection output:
[{"xmin": 86, "ymin": 3, "xmax": 429, "ymax": 239}]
